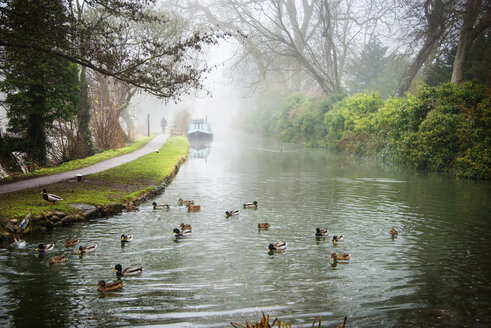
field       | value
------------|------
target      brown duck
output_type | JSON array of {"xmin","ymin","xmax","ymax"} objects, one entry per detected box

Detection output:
[
  {"xmin": 97, "ymin": 280, "xmax": 125, "ymax": 292},
  {"xmin": 49, "ymin": 255, "xmax": 68, "ymax": 265},
  {"xmin": 65, "ymin": 239, "xmax": 79, "ymax": 247},
  {"xmin": 330, "ymin": 253, "xmax": 351, "ymax": 261}
]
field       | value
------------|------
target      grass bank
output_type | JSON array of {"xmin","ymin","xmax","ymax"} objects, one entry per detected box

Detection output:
[
  {"xmin": 0, "ymin": 136, "xmax": 188, "ymax": 241},
  {"xmin": 0, "ymin": 135, "xmax": 154, "ymax": 183}
]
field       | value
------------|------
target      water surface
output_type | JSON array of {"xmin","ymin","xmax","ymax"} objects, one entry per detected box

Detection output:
[{"xmin": 1, "ymin": 133, "xmax": 490, "ymax": 327}]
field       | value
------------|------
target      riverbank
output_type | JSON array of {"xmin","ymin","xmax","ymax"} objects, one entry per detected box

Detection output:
[
  {"xmin": 245, "ymin": 81, "xmax": 490, "ymax": 179},
  {"xmin": 0, "ymin": 135, "xmax": 154, "ymax": 185},
  {"xmin": 0, "ymin": 136, "xmax": 189, "ymax": 245}
]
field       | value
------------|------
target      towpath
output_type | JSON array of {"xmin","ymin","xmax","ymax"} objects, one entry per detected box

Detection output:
[{"xmin": 0, "ymin": 133, "xmax": 169, "ymax": 195}]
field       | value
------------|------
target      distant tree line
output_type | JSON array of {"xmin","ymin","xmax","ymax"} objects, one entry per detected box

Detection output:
[{"xmin": 0, "ymin": 0, "xmax": 225, "ymax": 176}]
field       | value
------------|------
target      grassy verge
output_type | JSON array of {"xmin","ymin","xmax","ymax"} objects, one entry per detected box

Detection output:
[
  {"xmin": 0, "ymin": 136, "xmax": 188, "ymax": 222},
  {"xmin": 0, "ymin": 135, "xmax": 155, "ymax": 183}
]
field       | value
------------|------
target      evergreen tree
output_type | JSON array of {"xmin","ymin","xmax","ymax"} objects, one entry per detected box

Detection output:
[
  {"xmin": 0, "ymin": 0, "xmax": 79, "ymax": 169},
  {"xmin": 346, "ymin": 40, "xmax": 407, "ymax": 99}
]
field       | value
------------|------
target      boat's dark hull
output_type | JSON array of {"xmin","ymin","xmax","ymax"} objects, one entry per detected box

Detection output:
[{"xmin": 187, "ymin": 131, "xmax": 214, "ymax": 142}]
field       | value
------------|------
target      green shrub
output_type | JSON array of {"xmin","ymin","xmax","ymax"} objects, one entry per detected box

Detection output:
[{"xmin": 244, "ymin": 81, "xmax": 490, "ymax": 179}]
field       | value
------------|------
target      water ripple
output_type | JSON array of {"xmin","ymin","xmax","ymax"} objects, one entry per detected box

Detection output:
[{"xmin": 0, "ymin": 136, "xmax": 490, "ymax": 327}]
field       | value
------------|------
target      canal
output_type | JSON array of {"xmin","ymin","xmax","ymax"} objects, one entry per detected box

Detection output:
[{"xmin": 0, "ymin": 132, "xmax": 490, "ymax": 327}]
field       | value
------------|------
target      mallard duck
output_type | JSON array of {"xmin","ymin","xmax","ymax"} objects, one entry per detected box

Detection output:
[
  {"xmin": 315, "ymin": 227, "xmax": 328, "ymax": 237},
  {"xmin": 187, "ymin": 204, "xmax": 200, "ymax": 212},
  {"xmin": 121, "ymin": 234, "xmax": 133, "ymax": 242},
  {"xmin": 78, "ymin": 244, "xmax": 97, "ymax": 254},
  {"xmin": 36, "ymin": 243, "xmax": 55, "ymax": 252},
  {"xmin": 332, "ymin": 234, "xmax": 344, "ymax": 243},
  {"xmin": 258, "ymin": 222, "xmax": 271, "ymax": 229},
  {"xmin": 41, "ymin": 189, "xmax": 62, "ymax": 205},
  {"xmin": 172, "ymin": 227, "xmax": 191, "ymax": 238},
  {"xmin": 124, "ymin": 202, "xmax": 139, "ymax": 211},
  {"xmin": 389, "ymin": 227, "xmax": 398, "ymax": 237},
  {"xmin": 243, "ymin": 201, "xmax": 258, "ymax": 209},
  {"xmin": 49, "ymin": 255, "xmax": 68, "ymax": 265},
  {"xmin": 180, "ymin": 223, "xmax": 192, "ymax": 233},
  {"xmin": 173, "ymin": 228, "xmax": 185, "ymax": 238},
  {"xmin": 65, "ymin": 239, "xmax": 79, "ymax": 247},
  {"xmin": 112, "ymin": 264, "xmax": 143, "ymax": 276},
  {"xmin": 17, "ymin": 218, "xmax": 29, "ymax": 231},
  {"xmin": 10, "ymin": 239, "xmax": 26, "ymax": 249},
  {"xmin": 330, "ymin": 252, "xmax": 350, "ymax": 261},
  {"xmin": 178, "ymin": 198, "xmax": 194, "ymax": 206},
  {"xmin": 97, "ymin": 280, "xmax": 125, "ymax": 292},
  {"xmin": 152, "ymin": 202, "xmax": 170, "ymax": 210},
  {"xmin": 225, "ymin": 210, "xmax": 239, "ymax": 218},
  {"xmin": 268, "ymin": 242, "xmax": 287, "ymax": 251},
  {"xmin": 6, "ymin": 218, "xmax": 29, "ymax": 234}
]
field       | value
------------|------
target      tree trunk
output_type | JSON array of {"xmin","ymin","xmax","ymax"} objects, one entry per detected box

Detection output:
[
  {"xmin": 451, "ymin": 0, "xmax": 488, "ymax": 84},
  {"xmin": 25, "ymin": 84, "xmax": 48, "ymax": 168},
  {"xmin": 77, "ymin": 66, "xmax": 95, "ymax": 157},
  {"xmin": 393, "ymin": 38, "xmax": 438, "ymax": 97},
  {"xmin": 394, "ymin": 0, "xmax": 446, "ymax": 97}
]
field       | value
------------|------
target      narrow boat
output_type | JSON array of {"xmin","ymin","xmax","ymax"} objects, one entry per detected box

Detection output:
[{"xmin": 187, "ymin": 118, "xmax": 213, "ymax": 143}]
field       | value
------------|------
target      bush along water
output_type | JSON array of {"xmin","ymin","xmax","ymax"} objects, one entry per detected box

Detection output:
[{"xmin": 247, "ymin": 81, "xmax": 490, "ymax": 179}]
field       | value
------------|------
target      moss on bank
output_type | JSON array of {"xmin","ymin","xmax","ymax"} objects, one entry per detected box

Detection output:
[{"xmin": 0, "ymin": 136, "xmax": 188, "ymax": 244}]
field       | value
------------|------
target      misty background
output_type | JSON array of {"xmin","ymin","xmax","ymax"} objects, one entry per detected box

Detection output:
[{"xmin": 0, "ymin": 0, "xmax": 488, "ymax": 177}]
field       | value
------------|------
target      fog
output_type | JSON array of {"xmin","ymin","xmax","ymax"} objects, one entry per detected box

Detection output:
[{"xmin": 130, "ymin": 40, "xmax": 251, "ymax": 138}]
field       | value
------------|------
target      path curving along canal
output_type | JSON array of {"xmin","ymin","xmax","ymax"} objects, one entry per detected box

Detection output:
[
  {"xmin": 0, "ymin": 133, "xmax": 169, "ymax": 195},
  {"xmin": 0, "ymin": 132, "xmax": 490, "ymax": 327}
]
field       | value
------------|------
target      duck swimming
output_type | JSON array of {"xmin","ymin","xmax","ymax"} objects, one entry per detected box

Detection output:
[
  {"xmin": 121, "ymin": 234, "xmax": 133, "ymax": 242},
  {"xmin": 178, "ymin": 198, "xmax": 194, "ymax": 206},
  {"xmin": 153, "ymin": 202, "xmax": 170, "ymax": 210},
  {"xmin": 78, "ymin": 244, "xmax": 97, "ymax": 254},
  {"xmin": 243, "ymin": 201, "xmax": 258, "ymax": 209},
  {"xmin": 49, "ymin": 255, "xmax": 68, "ymax": 265},
  {"xmin": 112, "ymin": 264, "xmax": 143, "ymax": 276},
  {"xmin": 36, "ymin": 243, "xmax": 55, "ymax": 252},
  {"xmin": 225, "ymin": 210, "xmax": 239, "ymax": 218},
  {"xmin": 65, "ymin": 239, "xmax": 79, "ymax": 247},
  {"xmin": 330, "ymin": 252, "xmax": 350, "ymax": 261},
  {"xmin": 41, "ymin": 189, "xmax": 62, "ymax": 205},
  {"xmin": 187, "ymin": 204, "xmax": 200, "ymax": 212},
  {"xmin": 10, "ymin": 239, "xmax": 26, "ymax": 249},
  {"xmin": 332, "ymin": 234, "xmax": 344, "ymax": 243},
  {"xmin": 258, "ymin": 223, "xmax": 271, "ymax": 229},
  {"xmin": 180, "ymin": 223, "xmax": 192, "ymax": 233},
  {"xmin": 268, "ymin": 242, "xmax": 287, "ymax": 252},
  {"xmin": 389, "ymin": 227, "xmax": 398, "ymax": 237},
  {"xmin": 315, "ymin": 228, "xmax": 328, "ymax": 237},
  {"xmin": 173, "ymin": 228, "xmax": 187, "ymax": 238},
  {"xmin": 97, "ymin": 280, "xmax": 124, "ymax": 292}
]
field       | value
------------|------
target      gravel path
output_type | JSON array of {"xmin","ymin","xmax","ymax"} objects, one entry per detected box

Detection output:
[{"xmin": 0, "ymin": 133, "xmax": 169, "ymax": 195}]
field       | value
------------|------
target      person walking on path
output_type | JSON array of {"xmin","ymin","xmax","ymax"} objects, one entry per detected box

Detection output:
[
  {"xmin": 160, "ymin": 117, "xmax": 167, "ymax": 134},
  {"xmin": 0, "ymin": 132, "xmax": 169, "ymax": 195}
]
